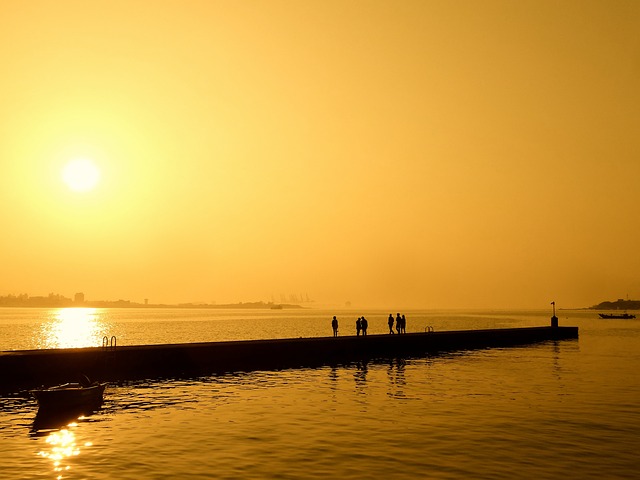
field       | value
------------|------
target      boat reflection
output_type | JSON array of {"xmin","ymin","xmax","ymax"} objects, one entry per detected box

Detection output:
[
  {"xmin": 38, "ymin": 308, "xmax": 104, "ymax": 349},
  {"xmin": 32, "ymin": 402, "xmax": 103, "ymax": 432}
]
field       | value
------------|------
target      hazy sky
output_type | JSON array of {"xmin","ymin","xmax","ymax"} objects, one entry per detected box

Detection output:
[{"xmin": 1, "ymin": 0, "xmax": 638, "ymax": 309}]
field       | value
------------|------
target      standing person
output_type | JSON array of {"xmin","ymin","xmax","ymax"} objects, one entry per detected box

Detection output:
[
  {"xmin": 396, "ymin": 313, "xmax": 402, "ymax": 334},
  {"xmin": 361, "ymin": 316, "xmax": 368, "ymax": 336},
  {"xmin": 356, "ymin": 317, "xmax": 362, "ymax": 336},
  {"xmin": 388, "ymin": 314, "xmax": 395, "ymax": 334},
  {"xmin": 331, "ymin": 316, "xmax": 339, "ymax": 337},
  {"xmin": 401, "ymin": 314, "xmax": 407, "ymax": 334}
]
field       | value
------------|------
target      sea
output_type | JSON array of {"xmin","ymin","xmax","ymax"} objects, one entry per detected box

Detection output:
[{"xmin": 0, "ymin": 307, "xmax": 639, "ymax": 479}]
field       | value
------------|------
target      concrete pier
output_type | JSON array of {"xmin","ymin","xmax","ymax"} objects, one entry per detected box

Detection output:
[{"xmin": 0, "ymin": 326, "xmax": 578, "ymax": 393}]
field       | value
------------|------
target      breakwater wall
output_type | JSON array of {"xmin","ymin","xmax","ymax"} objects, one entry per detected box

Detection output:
[{"xmin": 0, "ymin": 326, "xmax": 578, "ymax": 393}]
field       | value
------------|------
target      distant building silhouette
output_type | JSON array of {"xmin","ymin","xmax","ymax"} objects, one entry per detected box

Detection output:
[{"xmin": 74, "ymin": 292, "xmax": 85, "ymax": 303}]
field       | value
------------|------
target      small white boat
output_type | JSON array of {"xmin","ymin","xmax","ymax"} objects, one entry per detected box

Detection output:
[{"xmin": 31, "ymin": 381, "xmax": 107, "ymax": 412}]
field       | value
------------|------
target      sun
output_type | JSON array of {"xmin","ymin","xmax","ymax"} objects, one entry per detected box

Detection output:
[{"xmin": 61, "ymin": 159, "xmax": 101, "ymax": 192}]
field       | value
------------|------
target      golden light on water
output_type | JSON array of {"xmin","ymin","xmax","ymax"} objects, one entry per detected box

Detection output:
[
  {"xmin": 36, "ymin": 428, "xmax": 91, "ymax": 479},
  {"xmin": 39, "ymin": 308, "xmax": 103, "ymax": 349}
]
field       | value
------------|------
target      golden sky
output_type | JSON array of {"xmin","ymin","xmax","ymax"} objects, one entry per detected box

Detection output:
[{"xmin": 1, "ymin": 0, "xmax": 638, "ymax": 308}]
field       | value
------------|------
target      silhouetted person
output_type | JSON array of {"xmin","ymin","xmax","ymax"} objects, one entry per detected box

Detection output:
[
  {"xmin": 361, "ymin": 316, "xmax": 368, "ymax": 336},
  {"xmin": 356, "ymin": 317, "xmax": 362, "ymax": 336},
  {"xmin": 332, "ymin": 316, "xmax": 339, "ymax": 337},
  {"xmin": 388, "ymin": 314, "xmax": 395, "ymax": 334},
  {"xmin": 396, "ymin": 313, "xmax": 402, "ymax": 334},
  {"xmin": 401, "ymin": 314, "xmax": 406, "ymax": 334}
]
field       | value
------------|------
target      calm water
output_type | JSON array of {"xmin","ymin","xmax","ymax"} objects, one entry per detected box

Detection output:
[{"xmin": 1, "ymin": 308, "xmax": 639, "ymax": 479}]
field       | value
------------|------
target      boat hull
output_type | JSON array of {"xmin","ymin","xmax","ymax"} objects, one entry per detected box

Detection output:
[{"xmin": 32, "ymin": 383, "xmax": 106, "ymax": 413}]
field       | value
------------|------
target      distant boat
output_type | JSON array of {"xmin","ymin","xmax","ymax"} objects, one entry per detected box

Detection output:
[
  {"xmin": 31, "ymin": 381, "xmax": 106, "ymax": 413},
  {"xmin": 598, "ymin": 312, "xmax": 636, "ymax": 319}
]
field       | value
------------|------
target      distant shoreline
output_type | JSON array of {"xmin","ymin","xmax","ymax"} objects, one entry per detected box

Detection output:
[
  {"xmin": 0, "ymin": 299, "xmax": 304, "ymax": 309},
  {"xmin": 588, "ymin": 299, "xmax": 640, "ymax": 311},
  {"xmin": 2, "ymin": 297, "xmax": 637, "ymax": 311}
]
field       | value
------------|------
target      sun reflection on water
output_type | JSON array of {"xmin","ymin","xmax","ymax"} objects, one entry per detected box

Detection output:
[
  {"xmin": 37, "ymin": 427, "xmax": 93, "ymax": 479},
  {"xmin": 38, "ymin": 308, "xmax": 104, "ymax": 349}
]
